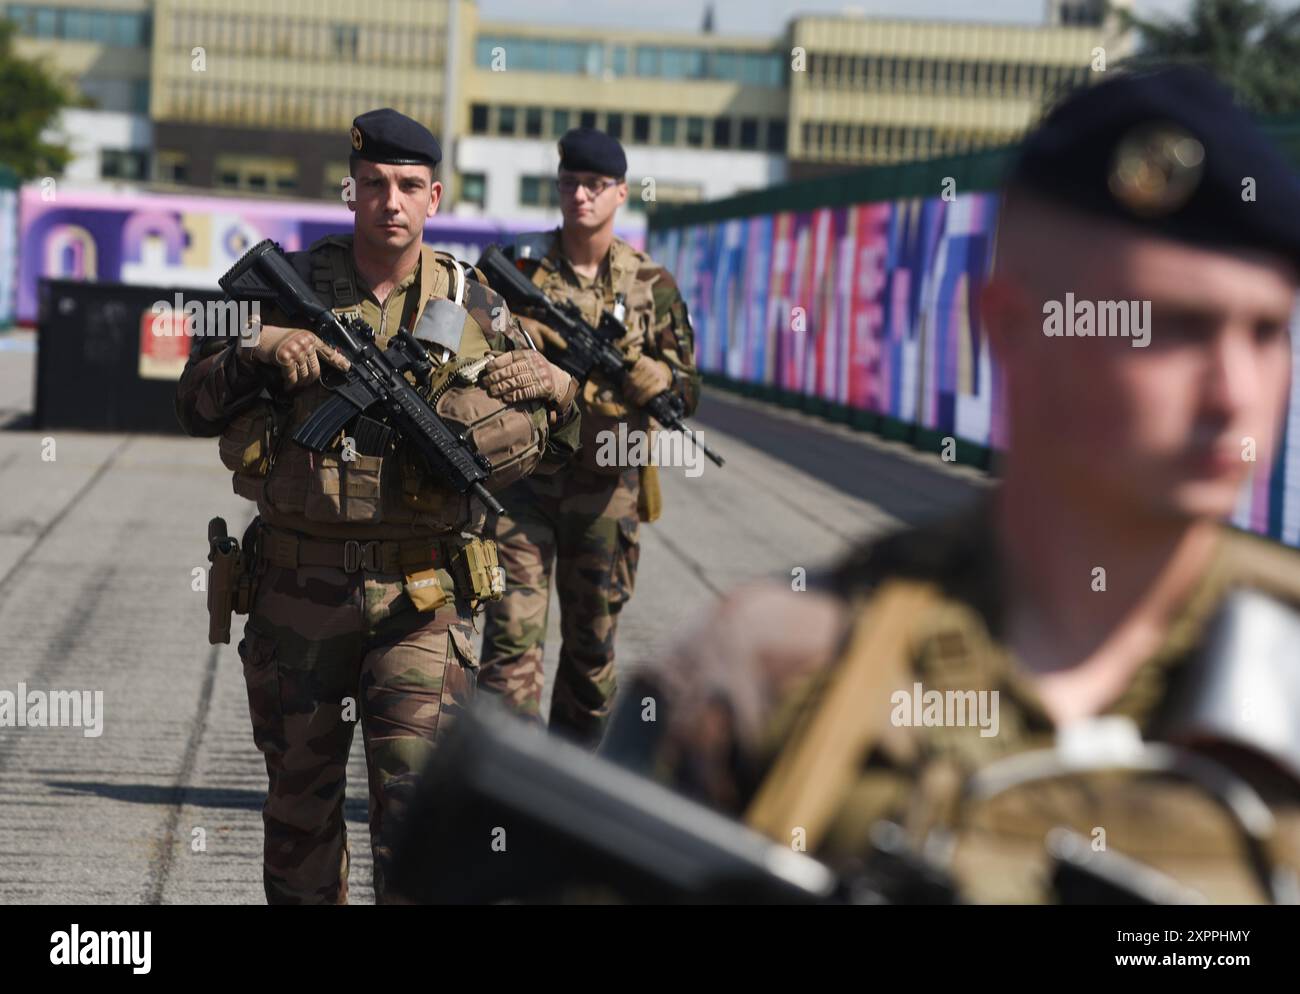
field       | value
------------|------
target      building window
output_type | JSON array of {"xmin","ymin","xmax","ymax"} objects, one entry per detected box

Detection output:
[
  {"xmin": 635, "ymin": 46, "xmax": 659, "ymax": 77},
  {"xmin": 551, "ymin": 109, "xmax": 571, "ymax": 137},
  {"xmin": 632, "ymin": 114, "xmax": 650, "ymax": 143},
  {"xmin": 333, "ymin": 24, "xmax": 359, "ymax": 60},
  {"xmin": 470, "ymin": 104, "xmax": 489, "ymax": 134},
  {"xmin": 686, "ymin": 117, "xmax": 705, "ymax": 147},
  {"xmin": 550, "ymin": 41, "xmax": 584, "ymax": 73},
  {"xmin": 579, "ymin": 109, "xmax": 598, "ymax": 129},
  {"xmin": 658, "ymin": 115, "xmax": 677, "ymax": 145},
  {"xmin": 738, "ymin": 117, "xmax": 758, "ymax": 150},
  {"xmin": 606, "ymin": 113, "xmax": 623, "ymax": 140},
  {"xmin": 519, "ymin": 175, "xmax": 560, "ymax": 208},
  {"xmin": 766, "ymin": 119, "xmax": 786, "ymax": 152},
  {"xmin": 525, "ymin": 107, "xmax": 543, "ymax": 137},
  {"xmin": 33, "ymin": 7, "xmax": 58, "ymax": 37},
  {"xmin": 712, "ymin": 117, "xmax": 731, "ymax": 149},
  {"xmin": 665, "ymin": 47, "xmax": 705, "ymax": 79},
  {"xmin": 100, "ymin": 148, "xmax": 148, "ymax": 181},
  {"xmin": 460, "ymin": 172, "xmax": 486, "ymax": 208},
  {"xmin": 156, "ymin": 150, "xmax": 189, "ymax": 184},
  {"xmin": 214, "ymin": 155, "xmax": 298, "ymax": 194},
  {"xmin": 497, "ymin": 105, "xmax": 517, "ymax": 135},
  {"xmin": 611, "ymin": 45, "xmax": 628, "ymax": 76}
]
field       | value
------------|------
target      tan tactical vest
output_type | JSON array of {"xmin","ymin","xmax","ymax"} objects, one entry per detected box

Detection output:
[
  {"xmin": 218, "ymin": 235, "xmax": 546, "ymax": 539},
  {"xmin": 516, "ymin": 230, "xmax": 658, "ymax": 475}
]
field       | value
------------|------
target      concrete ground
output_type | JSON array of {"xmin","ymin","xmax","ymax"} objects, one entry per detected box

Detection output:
[{"xmin": 0, "ymin": 328, "xmax": 987, "ymax": 903}]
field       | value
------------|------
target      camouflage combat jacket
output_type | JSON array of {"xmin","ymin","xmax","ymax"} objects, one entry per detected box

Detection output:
[
  {"xmin": 176, "ymin": 234, "xmax": 581, "ymax": 540},
  {"xmin": 642, "ymin": 501, "xmax": 1300, "ymax": 903},
  {"xmin": 506, "ymin": 230, "xmax": 700, "ymax": 475}
]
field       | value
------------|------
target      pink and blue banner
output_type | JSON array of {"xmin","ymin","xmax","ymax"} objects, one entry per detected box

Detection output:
[
  {"xmin": 651, "ymin": 192, "xmax": 1300, "ymax": 550},
  {"xmin": 16, "ymin": 186, "xmax": 642, "ymax": 326}
]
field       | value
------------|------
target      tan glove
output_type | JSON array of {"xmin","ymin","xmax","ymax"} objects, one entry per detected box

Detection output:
[
  {"xmin": 623, "ymin": 356, "xmax": 673, "ymax": 406},
  {"xmin": 250, "ymin": 325, "xmax": 351, "ymax": 390},
  {"xmin": 482, "ymin": 349, "xmax": 573, "ymax": 405},
  {"xmin": 517, "ymin": 315, "xmax": 568, "ymax": 353}
]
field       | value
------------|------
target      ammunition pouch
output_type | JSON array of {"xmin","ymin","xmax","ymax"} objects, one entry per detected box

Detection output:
[
  {"xmin": 452, "ymin": 535, "xmax": 506, "ymax": 606},
  {"xmin": 219, "ymin": 402, "xmax": 276, "ymax": 502}
]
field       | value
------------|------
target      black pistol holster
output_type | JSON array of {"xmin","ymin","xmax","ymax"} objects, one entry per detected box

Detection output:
[{"xmin": 207, "ymin": 517, "xmax": 259, "ymax": 644}]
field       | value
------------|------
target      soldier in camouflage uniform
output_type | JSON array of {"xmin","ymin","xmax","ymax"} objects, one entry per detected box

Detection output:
[
  {"xmin": 476, "ymin": 128, "xmax": 701, "ymax": 747},
  {"xmin": 176, "ymin": 109, "xmax": 580, "ymax": 904},
  {"xmin": 619, "ymin": 69, "xmax": 1300, "ymax": 902}
]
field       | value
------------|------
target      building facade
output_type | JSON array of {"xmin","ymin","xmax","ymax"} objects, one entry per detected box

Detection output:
[
  {"xmin": 786, "ymin": 3, "xmax": 1134, "ymax": 177},
  {"xmin": 2, "ymin": 1, "xmax": 1134, "ymax": 227},
  {"xmin": 5, "ymin": 1, "xmax": 154, "ymax": 188},
  {"xmin": 456, "ymin": 13, "xmax": 789, "ymax": 229},
  {"xmin": 147, "ymin": 0, "xmax": 469, "ymax": 201}
]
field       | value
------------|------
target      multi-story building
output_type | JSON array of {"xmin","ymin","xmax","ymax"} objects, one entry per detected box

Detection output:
[
  {"xmin": 786, "ymin": 1, "xmax": 1134, "ymax": 177},
  {"xmin": 1, "ymin": 1, "xmax": 1135, "ymax": 224},
  {"xmin": 4, "ymin": 1, "xmax": 154, "ymax": 187},
  {"xmin": 455, "ymin": 11, "xmax": 790, "ymax": 228},
  {"xmin": 147, "ymin": 0, "xmax": 470, "ymax": 200}
]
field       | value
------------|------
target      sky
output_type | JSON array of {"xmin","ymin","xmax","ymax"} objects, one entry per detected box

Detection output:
[{"xmin": 476, "ymin": 0, "xmax": 1199, "ymax": 37}]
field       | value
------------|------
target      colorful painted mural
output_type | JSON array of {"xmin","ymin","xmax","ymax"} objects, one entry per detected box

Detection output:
[
  {"xmin": 650, "ymin": 192, "xmax": 1300, "ymax": 550},
  {"xmin": 15, "ymin": 186, "xmax": 641, "ymax": 326}
]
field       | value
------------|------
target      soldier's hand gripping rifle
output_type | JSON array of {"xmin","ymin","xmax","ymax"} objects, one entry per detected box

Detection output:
[
  {"xmin": 219, "ymin": 239, "xmax": 505, "ymax": 516},
  {"xmin": 477, "ymin": 244, "xmax": 724, "ymax": 468}
]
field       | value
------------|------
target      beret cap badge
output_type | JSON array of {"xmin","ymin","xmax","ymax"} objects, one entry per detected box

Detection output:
[
  {"xmin": 351, "ymin": 125, "xmax": 363, "ymax": 151},
  {"xmin": 1108, "ymin": 122, "xmax": 1205, "ymax": 217}
]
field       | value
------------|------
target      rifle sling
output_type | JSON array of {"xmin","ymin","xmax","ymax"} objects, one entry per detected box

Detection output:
[{"xmin": 743, "ymin": 579, "xmax": 939, "ymax": 852}]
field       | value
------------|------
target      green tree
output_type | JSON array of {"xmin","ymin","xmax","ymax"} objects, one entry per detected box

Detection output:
[
  {"xmin": 1116, "ymin": 0, "xmax": 1300, "ymax": 113},
  {"xmin": 0, "ymin": 18, "xmax": 72, "ymax": 179}
]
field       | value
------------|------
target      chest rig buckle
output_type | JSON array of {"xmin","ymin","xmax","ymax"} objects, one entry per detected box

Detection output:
[{"xmin": 343, "ymin": 540, "xmax": 382, "ymax": 573}]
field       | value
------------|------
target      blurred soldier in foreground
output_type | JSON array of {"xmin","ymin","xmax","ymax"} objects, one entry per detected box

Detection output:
[
  {"xmin": 176, "ymin": 108, "xmax": 579, "ymax": 904},
  {"xmin": 600, "ymin": 67, "xmax": 1300, "ymax": 903},
  {"xmin": 475, "ymin": 127, "xmax": 701, "ymax": 746}
]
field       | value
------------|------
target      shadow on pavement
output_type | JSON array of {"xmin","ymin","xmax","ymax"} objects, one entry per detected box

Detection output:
[
  {"xmin": 46, "ymin": 780, "xmax": 370, "ymax": 823},
  {"xmin": 692, "ymin": 388, "xmax": 991, "ymax": 525}
]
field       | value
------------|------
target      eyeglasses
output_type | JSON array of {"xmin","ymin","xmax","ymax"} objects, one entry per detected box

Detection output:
[{"xmin": 556, "ymin": 177, "xmax": 619, "ymax": 196}]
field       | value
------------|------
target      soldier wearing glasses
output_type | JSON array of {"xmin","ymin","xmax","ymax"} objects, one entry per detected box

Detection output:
[{"xmin": 477, "ymin": 127, "xmax": 701, "ymax": 747}]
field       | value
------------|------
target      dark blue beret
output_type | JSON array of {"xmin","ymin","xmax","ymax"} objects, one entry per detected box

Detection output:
[
  {"xmin": 558, "ymin": 127, "xmax": 627, "ymax": 178},
  {"xmin": 1009, "ymin": 66, "xmax": 1300, "ymax": 271},
  {"xmin": 350, "ymin": 108, "xmax": 441, "ymax": 168}
]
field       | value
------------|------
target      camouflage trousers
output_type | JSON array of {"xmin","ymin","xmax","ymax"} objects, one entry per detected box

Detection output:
[
  {"xmin": 237, "ymin": 548, "xmax": 477, "ymax": 905},
  {"xmin": 478, "ymin": 465, "xmax": 640, "ymax": 746}
]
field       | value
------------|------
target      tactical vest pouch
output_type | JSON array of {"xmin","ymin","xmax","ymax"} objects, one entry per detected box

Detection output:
[
  {"xmin": 303, "ymin": 450, "xmax": 385, "ymax": 524},
  {"xmin": 400, "ymin": 353, "xmax": 547, "ymax": 506},
  {"xmin": 219, "ymin": 406, "xmax": 273, "ymax": 475},
  {"xmin": 404, "ymin": 566, "xmax": 452, "ymax": 613},
  {"xmin": 219, "ymin": 404, "xmax": 275, "ymax": 501},
  {"xmin": 451, "ymin": 537, "xmax": 506, "ymax": 605},
  {"xmin": 436, "ymin": 384, "xmax": 545, "ymax": 492}
]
